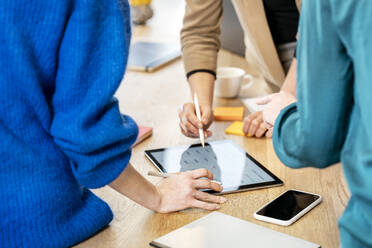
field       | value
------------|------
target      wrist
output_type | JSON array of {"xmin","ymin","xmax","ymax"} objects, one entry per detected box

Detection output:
[
  {"xmin": 200, "ymin": 103, "xmax": 213, "ymax": 110},
  {"xmin": 188, "ymin": 72, "xmax": 215, "ymax": 107},
  {"xmin": 152, "ymin": 185, "xmax": 164, "ymax": 213},
  {"xmin": 193, "ymin": 95, "xmax": 213, "ymax": 109},
  {"xmin": 186, "ymin": 69, "xmax": 216, "ymax": 80},
  {"xmin": 279, "ymin": 90, "xmax": 295, "ymax": 98}
]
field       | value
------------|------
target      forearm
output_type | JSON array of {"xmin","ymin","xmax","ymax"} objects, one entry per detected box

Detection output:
[
  {"xmin": 188, "ymin": 72, "xmax": 215, "ymax": 107},
  {"xmin": 110, "ymin": 163, "xmax": 161, "ymax": 212},
  {"xmin": 181, "ymin": 0, "xmax": 222, "ymax": 74},
  {"xmin": 273, "ymin": 103, "xmax": 340, "ymax": 168},
  {"xmin": 110, "ymin": 165, "xmax": 226, "ymax": 213},
  {"xmin": 280, "ymin": 58, "xmax": 297, "ymax": 96}
]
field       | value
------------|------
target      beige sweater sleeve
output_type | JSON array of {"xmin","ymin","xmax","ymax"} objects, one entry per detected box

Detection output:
[{"xmin": 181, "ymin": 0, "xmax": 223, "ymax": 75}]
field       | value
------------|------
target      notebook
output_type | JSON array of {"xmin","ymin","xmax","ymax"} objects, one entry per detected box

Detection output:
[
  {"xmin": 133, "ymin": 126, "xmax": 153, "ymax": 147},
  {"xmin": 150, "ymin": 212, "xmax": 320, "ymax": 248},
  {"xmin": 214, "ymin": 107, "xmax": 244, "ymax": 121},
  {"xmin": 225, "ymin": 121, "xmax": 246, "ymax": 136},
  {"xmin": 127, "ymin": 41, "xmax": 181, "ymax": 72}
]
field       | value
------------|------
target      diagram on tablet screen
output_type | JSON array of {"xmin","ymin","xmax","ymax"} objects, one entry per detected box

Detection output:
[
  {"xmin": 151, "ymin": 141, "xmax": 275, "ymax": 188},
  {"xmin": 180, "ymin": 145, "xmax": 221, "ymax": 182}
]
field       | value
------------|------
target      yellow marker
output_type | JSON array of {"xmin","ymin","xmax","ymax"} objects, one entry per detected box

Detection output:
[{"xmin": 214, "ymin": 107, "xmax": 244, "ymax": 121}]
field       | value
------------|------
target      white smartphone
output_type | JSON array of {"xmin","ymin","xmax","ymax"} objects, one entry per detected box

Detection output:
[{"xmin": 254, "ymin": 189, "xmax": 322, "ymax": 226}]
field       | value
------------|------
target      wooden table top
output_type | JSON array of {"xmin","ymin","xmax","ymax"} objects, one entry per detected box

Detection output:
[
  {"xmin": 75, "ymin": 56, "xmax": 349, "ymax": 248},
  {"xmin": 76, "ymin": 1, "xmax": 350, "ymax": 247}
]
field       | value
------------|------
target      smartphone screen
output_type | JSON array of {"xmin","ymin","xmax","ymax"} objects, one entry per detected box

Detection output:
[{"xmin": 256, "ymin": 190, "xmax": 320, "ymax": 221}]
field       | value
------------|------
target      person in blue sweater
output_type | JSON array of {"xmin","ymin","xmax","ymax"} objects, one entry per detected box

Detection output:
[
  {"xmin": 0, "ymin": 1, "xmax": 226, "ymax": 247},
  {"xmin": 261, "ymin": 0, "xmax": 372, "ymax": 247}
]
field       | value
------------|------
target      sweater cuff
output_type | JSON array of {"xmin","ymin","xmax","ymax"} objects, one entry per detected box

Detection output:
[
  {"xmin": 272, "ymin": 102, "xmax": 304, "ymax": 168},
  {"xmin": 71, "ymin": 149, "xmax": 132, "ymax": 189},
  {"xmin": 70, "ymin": 115, "xmax": 139, "ymax": 189},
  {"xmin": 186, "ymin": 69, "xmax": 216, "ymax": 79}
]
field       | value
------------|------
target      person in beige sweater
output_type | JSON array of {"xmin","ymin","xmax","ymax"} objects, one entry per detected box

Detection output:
[{"xmin": 179, "ymin": 0, "xmax": 300, "ymax": 138}]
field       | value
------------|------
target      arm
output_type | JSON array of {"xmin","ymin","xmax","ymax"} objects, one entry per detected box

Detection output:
[
  {"xmin": 178, "ymin": 0, "xmax": 222, "ymax": 138},
  {"xmin": 272, "ymin": 1, "xmax": 352, "ymax": 168},
  {"xmin": 181, "ymin": 0, "xmax": 223, "ymax": 75},
  {"xmin": 50, "ymin": 0, "xmax": 137, "ymax": 188},
  {"xmin": 179, "ymin": 72, "xmax": 215, "ymax": 138},
  {"xmin": 110, "ymin": 164, "xmax": 160, "ymax": 211},
  {"xmin": 280, "ymin": 58, "xmax": 297, "ymax": 96},
  {"xmin": 188, "ymin": 73, "xmax": 215, "ymax": 108},
  {"xmin": 51, "ymin": 1, "xmax": 226, "ymax": 212},
  {"xmin": 110, "ymin": 165, "xmax": 226, "ymax": 213}
]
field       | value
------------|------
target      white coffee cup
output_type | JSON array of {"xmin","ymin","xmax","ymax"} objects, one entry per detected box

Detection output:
[{"xmin": 214, "ymin": 67, "xmax": 254, "ymax": 98}]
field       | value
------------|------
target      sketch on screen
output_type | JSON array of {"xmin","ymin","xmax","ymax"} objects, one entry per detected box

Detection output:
[
  {"xmin": 180, "ymin": 144, "xmax": 221, "ymax": 182},
  {"xmin": 149, "ymin": 140, "xmax": 275, "ymax": 188}
]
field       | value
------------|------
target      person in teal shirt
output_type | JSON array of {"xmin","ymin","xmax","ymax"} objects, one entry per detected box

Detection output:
[{"xmin": 262, "ymin": 0, "xmax": 372, "ymax": 247}]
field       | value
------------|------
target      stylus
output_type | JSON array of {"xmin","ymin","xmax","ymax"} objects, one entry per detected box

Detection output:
[
  {"xmin": 193, "ymin": 93, "xmax": 205, "ymax": 148},
  {"xmin": 147, "ymin": 171, "xmax": 222, "ymax": 185}
]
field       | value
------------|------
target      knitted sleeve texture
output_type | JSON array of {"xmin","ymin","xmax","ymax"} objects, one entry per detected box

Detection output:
[{"xmin": 50, "ymin": 0, "xmax": 138, "ymax": 188}]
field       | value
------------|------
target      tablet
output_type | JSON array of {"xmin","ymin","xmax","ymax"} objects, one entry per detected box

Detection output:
[
  {"xmin": 145, "ymin": 140, "xmax": 283, "ymax": 194},
  {"xmin": 127, "ymin": 41, "xmax": 181, "ymax": 72}
]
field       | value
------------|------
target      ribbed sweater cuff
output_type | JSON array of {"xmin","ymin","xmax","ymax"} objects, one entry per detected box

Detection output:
[
  {"xmin": 186, "ymin": 69, "xmax": 216, "ymax": 79},
  {"xmin": 72, "ymin": 150, "xmax": 132, "ymax": 189}
]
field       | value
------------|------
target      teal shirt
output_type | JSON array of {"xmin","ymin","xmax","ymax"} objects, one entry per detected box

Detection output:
[{"xmin": 273, "ymin": 1, "xmax": 372, "ymax": 247}]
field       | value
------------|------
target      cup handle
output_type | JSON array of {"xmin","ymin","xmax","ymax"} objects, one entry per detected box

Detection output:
[{"xmin": 241, "ymin": 74, "xmax": 254, "ymax": 90}]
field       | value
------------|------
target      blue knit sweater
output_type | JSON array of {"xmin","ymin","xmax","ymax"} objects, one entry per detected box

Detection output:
[{"xmin": 0, "ymin": 1, "xmax": 138, "ymax": 247}]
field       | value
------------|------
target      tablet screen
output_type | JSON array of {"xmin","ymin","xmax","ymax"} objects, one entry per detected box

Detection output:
[{"xmin": 145, "ymin": 140, "xmax": 282, "ymax": 193}]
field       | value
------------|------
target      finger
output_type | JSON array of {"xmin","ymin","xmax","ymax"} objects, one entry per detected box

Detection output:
[
  {"xmin": 180, "ymin": 111, "xmax": 200, "ymax": 136},
  {"xmin": 243, "ymin": 112, "xmax": 260, "ymax": 135},
  {"xmin": 200, "ymin": 106, "xmax": 213, "ymax": 127},
  {"xmin": 179, "ymin": 109, "xmax": 191, "ymax": 129},
  {"xmin": 263, "ymin": 121, "xmax": 273, "ymax": 129},
  {"xmin": 248, "ymin": 118, "xmax": 261, "ymax": 137},
  {"xmin": 243, "ymin": 116, "xmax": 253, "ymax": 135},
  {"xmin": 179, "ymin": 122, "xmax": 199, "ymax": 138},
  {"xmin": 205, "ymin": 130, "xmax": 213, "ymax": 138},
  {"xmin": 184, "ymin": 104, "xmax": 203, "ymax": 129},
  {"xmin": 194, "ymin": 191, "xmax": 227, "ymax": 204},
  {"xmin": 178, "ymin": 105, "xmax": 184, "ymax": 114},
  {"xmin": 202, "ymin": 130, "xmax": 212, "ymax": 139},
  {"xmin": 179, "ymin": 122, "xmax": 189, "ymax": 137},
  {"xmin": 188, "ymin": 168, "xmax": 213, "ymax": 180},
  {"xmin": 255, "ymin": 122, "xmax": 268, "ymax": 138},
  {"xmin": 266, "ymin": 127, "xmax": 274, "ymax": 138},
  {"xmin": 243, "ymin": 117, "xmax": 250, "ymax": 135},
  {"xmin": 178, "ymin": 104, "xmax": 189, "ymax": 118},
  {"xmin": 191, "ymin": 199, "xmax": 220, "ymax": 211},
  {"xmin": 193, "ymin": 179, "xmax": 223, "ymax": 192},
  {"xmin": 183, "ymin": 120, "xmax": 200, "ymax": 136}
]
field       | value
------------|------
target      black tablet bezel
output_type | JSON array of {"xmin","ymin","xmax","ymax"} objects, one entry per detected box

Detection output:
[{"xmin": 144, "ymin": 141, "xmax": 283, "ymax": 194}]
